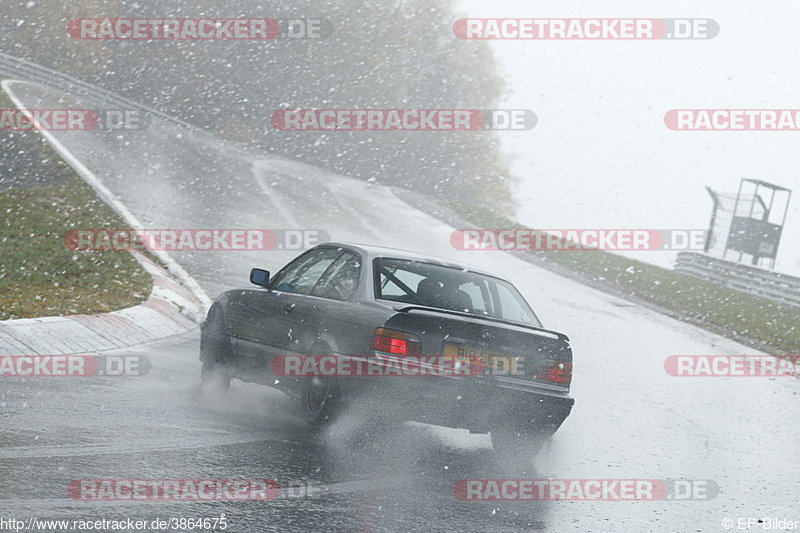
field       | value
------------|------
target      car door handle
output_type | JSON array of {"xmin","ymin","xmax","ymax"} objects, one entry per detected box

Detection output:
[{"xmin": 284, "ymin": 303, "xmax": 296, "ymax": 314}]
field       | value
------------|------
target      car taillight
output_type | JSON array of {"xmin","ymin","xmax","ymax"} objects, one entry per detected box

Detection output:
[
  {"xmin": 369, "ymin": 328, "xmax": 423, "ymax": 356},
  {"xmin": 539, "ymin": 360, "xmax": 572, "ymax": 385}
]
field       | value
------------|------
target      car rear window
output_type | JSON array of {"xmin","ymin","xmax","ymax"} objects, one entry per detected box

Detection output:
[{"xmin": 374, "ymin": 258, "xmax": 541, "ymax": 326}]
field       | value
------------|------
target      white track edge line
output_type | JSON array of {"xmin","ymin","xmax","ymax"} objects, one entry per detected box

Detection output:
[{"xmin": 1, "ymin": 79, "xmax": 212, "ymax": 314}]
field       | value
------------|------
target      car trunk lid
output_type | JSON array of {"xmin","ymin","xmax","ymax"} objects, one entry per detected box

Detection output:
[{"xmin": 382, "ymin": 306, "xmax": 572, "ymax": 388}]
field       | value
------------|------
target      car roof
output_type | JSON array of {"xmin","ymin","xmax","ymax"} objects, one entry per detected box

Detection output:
[{"xmin": 317, "ymin": 242, "xmax": 507, "ymax": 281}]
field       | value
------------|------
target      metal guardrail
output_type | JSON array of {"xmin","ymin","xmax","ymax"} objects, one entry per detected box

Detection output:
[
  {"xmin": 675, "ymin": 252, "xmax": 800, "ymax": 308},
  {"xmin": 0, "ymin": 51, "xmax": 194, "ymax": 129}
]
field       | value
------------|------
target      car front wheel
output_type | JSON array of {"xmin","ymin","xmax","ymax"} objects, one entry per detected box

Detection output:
[{"xmin": 199, "ymin": 307, "xmax": 233, "ymax": 389}]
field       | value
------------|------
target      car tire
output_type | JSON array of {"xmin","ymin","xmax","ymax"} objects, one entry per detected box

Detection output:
[
  {"xmin": 301, "ymin": 376, "xmax": 341, "ymax": 425},
  {"xmin": 300, "ymin": 342, "xmax": 344, "ymax": 425},
  {"xmin": 490, "ymin": 427, "xmax": 548, "ymax": 459},
  {"xmin": 200, "ymin": 307, "xmax": 233, "ymax": 389}
]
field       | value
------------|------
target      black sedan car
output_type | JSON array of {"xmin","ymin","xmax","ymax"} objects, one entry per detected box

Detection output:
[{"xmin": 199, "ymin": 243, "xmax": 574, "ymax": 455}]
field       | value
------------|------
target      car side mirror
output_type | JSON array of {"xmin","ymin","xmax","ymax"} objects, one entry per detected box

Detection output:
[{"xmin": 250, "ymin": 268, "xmax": 270, "ymax": 288}]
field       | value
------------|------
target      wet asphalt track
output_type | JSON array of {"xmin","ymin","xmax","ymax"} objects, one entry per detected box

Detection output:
[{"xmin": 0, "ymin": 82, "xmax": 798, "ymax": 532}]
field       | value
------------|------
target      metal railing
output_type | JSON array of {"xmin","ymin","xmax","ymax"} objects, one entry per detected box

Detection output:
[{"xmin": 675, "ymin": 252, "xmax": 800, "ymax": 308}]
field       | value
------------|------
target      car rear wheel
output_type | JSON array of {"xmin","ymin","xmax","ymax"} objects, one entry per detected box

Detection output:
[
  {"xmin": 302, "ymin": 377, "xmax": 340, "ymax": 425},
  {"xmin": 490, "ymin": 427, "xmax": 548, "ymax": 459},
  {"xmin": 200, "ymin": 360, "xmax": 231, "ymax": 388},
  {"xmin": 200, "ymin": 307, "xmax": 232, "ymax": 389}
]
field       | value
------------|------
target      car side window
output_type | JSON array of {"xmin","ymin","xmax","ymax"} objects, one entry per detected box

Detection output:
[
  {"xmin": 311, "ymin": 252, "xmax": 361, "ymax": 301},
  {"xmin": 270, "ymin": 248, "xmax": 342, "ymax": 295}
]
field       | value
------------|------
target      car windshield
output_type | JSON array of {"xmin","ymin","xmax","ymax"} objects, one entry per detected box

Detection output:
[{"xmin": 374, "ymin": 257, "xmax": 541, "ymax": 326}]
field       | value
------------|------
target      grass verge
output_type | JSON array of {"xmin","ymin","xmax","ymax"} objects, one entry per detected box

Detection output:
[
  {"xmin": 0, "ymin": 86, "xmax": 151, "ymax": 320},
  {"xmin": 442, "ymin": 200, "xmax": 800, "ymax": 355}
]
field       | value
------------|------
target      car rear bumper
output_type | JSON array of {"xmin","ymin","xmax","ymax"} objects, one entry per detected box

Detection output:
[{"xmin": 337, "ymin": 373, "xmax": 574, "ymax": 435}]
